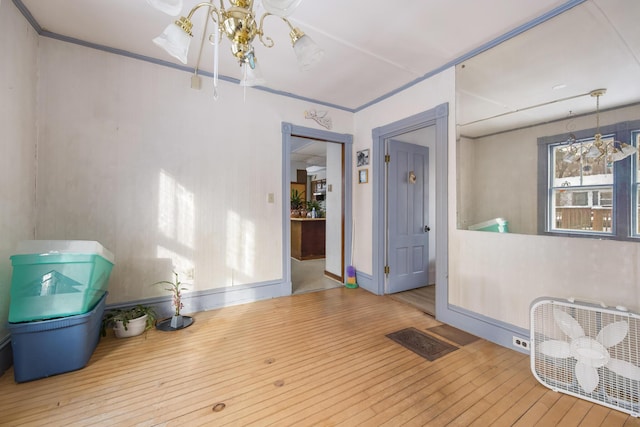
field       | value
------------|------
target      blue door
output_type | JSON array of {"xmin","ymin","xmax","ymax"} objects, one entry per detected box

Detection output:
[{"xmin": 387, "ymin": 140, "xmax": 429, "ymax": 293}]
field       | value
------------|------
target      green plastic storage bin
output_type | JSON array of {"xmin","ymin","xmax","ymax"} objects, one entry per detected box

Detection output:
[
  {"xmin": 468, "ymin": 218, "xmax": 509, "ymax": 233},
  {"xmin": 8, "ymin": 241, "xmax": 114, "ymax": 323}
]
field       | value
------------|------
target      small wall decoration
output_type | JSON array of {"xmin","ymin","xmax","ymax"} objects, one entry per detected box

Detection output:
[
  {"xmin": 304, "ymin": 109, "xmax": 332, "ymax": 130},
  {"xmin": 358, "ymin": 169, "xmax": 368, "ymax": 184},
  {"xmin": 357, "ymin": 149, "xmax": 370, "ymax": 167}
]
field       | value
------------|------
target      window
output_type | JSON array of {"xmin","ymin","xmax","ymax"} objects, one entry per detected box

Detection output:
[
  {"xmin": 539, "ymin": 121, "xmax": 640, "ymax": 240},
  {"xmin": 549, "ymin": 135, "xmax": 614, "ymax": 234},
  {"xmin": 633, "ymin": 131, "xmax": 640, "ymax": 235}
]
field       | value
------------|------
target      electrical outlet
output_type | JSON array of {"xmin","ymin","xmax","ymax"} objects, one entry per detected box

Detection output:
[{"xmin": 512, "ymin": 336, "xmax": 530, "ymax": 351}]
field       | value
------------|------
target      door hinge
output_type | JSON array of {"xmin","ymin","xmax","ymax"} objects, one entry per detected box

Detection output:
[
  {"xmin": 384, "ymin": 265, "xmax": 390, "ymax": 274},
  {"xmin": 384, "ymin": 154, "xmax": 391, "ymax": 163}
]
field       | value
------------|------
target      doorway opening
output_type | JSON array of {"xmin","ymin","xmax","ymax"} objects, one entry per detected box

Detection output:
[
  {"xmin": 384, "ymin": 135, "xmax": 435, "ymax": 315},
  {"xmin": 281, "ymin": 123, "xmax": 353, "ymax": 297},
  {"xmin": 290, "ymin": 138, "xmax": 344, "ymax": 294},
  {"xmin": 372, "ymin": 104, "xmax": 449, "ymax": 320}
]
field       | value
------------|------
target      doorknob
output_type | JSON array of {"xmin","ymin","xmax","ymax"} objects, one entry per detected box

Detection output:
[{"xmin": 424, "ymin": 226, "xmax": 431, "ymax": 232}]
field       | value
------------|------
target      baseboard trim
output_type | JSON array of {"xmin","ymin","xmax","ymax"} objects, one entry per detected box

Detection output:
[
  {"xmin": 438, "ymin": 303, "xmax": 530, "ymax": 354},
  {"xmin": 354, "ymin": 271, "xmax": 374, "ymax": 293},
  {"xmin": 106, "ymin": 279, "xmax": 286, "ymax": 319},
  {"xmin": 323, "ymin": 270, "xmax": 342, "ymax": 282}
]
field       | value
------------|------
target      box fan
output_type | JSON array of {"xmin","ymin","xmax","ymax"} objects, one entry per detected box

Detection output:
[{"xmin": 530, "ymin": 297, "xmax": 640, "ymax": 417}]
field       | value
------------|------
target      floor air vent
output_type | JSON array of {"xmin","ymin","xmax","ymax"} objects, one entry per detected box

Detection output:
[{"xmin": 530, "ymin": 297, "xmax": 640, "ymax": 417}]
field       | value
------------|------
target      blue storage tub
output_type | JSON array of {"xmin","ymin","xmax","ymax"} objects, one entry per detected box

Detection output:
[
  {"xmin": 9, "ymin": 240, "xmax": 114, "ymax": 322},
  {"xmin": 8, "ymin": 292, "xmax": 107, "ymax": 383}
]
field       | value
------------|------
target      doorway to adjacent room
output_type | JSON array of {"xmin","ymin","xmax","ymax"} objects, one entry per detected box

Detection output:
[{"xmin": 281, "ymin": 123, "xmax": 353, "ymax": 297}]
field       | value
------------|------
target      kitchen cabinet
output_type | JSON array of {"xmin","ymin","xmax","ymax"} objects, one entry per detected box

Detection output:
[{"xmin": 291, "ymin": 218, "xmax": 325, "ymax": 260}]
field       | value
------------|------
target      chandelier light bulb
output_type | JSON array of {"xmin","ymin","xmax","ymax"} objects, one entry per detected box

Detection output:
[
  {"xmin": 240, "ymin": 59, "xmax": 266, "ymax": 87},
  {"xmin": 291, "ymin": 30, "xmax": 324, "ymax": 71},
  {"xmin": 153, "ymin": 20, "xmax": 192, "ymax": 64}
]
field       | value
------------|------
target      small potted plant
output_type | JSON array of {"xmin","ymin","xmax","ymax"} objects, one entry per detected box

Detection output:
[
  {"xmin": 306, "ymin": 200, "xmax": 323, "ymax": 218},
  {"xmin": 102, "ymin": 305, "xmax": 156, "ymax": 338},
  {"xmin": 291, "ymin": 189, "xmax": 305, "ymax": 217},
  {"xmin": 153, "ymin": 271, "xmax": 190, "ymax": 329}
]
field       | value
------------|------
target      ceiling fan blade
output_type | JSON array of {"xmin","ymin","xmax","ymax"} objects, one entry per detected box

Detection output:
[
  {"xmin": 553, "ymin": 309, "xmax": 585, "ymax": 339},
  {"xmin": 575, "ymin": 361, "xmax": 600, "ymax": 393},
  {"xmin": 607, "ymin": 358, "xmax": 640, "ymax": 381},
  {"xmin": 539, "ymin": 340, "xmax": 571, "ymax": 358},
  {"xmin": 596, "ymin": 321, "xmax": 628, "ymax": 348}
]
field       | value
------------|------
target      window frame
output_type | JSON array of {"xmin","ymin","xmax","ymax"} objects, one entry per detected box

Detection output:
[
  {"xmin": 632, "ymin": 130, "xmax": 640, "ymax": 236},
  {"xmin": 537, "ymin": 120, "xmax": 640, "ymax": 241}
]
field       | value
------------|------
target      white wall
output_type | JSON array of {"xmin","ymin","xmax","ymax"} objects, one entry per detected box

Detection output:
[
  {"xmin": 35, "ymin": 37, "xmax": 353, "ymax": 304},
  {"xmin": 325, "ymin": 142, "xmax": 342, "ymax": 275},
  {"xmin": 0, "ymin": 0, "xmax": 38, "ymax": 342},
  {"xmin": 452, "ymin": 104, "xmax": 640, "ymax": 329},
  {"xmin": 450, "ymin": 230, "xmax": 640, "ymax": 329}
]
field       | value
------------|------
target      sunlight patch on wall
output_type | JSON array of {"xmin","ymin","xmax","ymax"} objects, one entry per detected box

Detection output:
[
  {"xmin": 158, "ymin": 170, "xmax": 195, "ymax": 249},
  {"xmin": 156, "ymin": 245, "xmax": 195, "ymax": 282},
  {"xmin": 226, "ymin": 211, "xmax": 256, "ymax": 280}
]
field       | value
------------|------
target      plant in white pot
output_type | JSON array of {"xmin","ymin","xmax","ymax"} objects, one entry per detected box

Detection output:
[
  {"xmin": 102, "ymin": 305, "xmax": 157, "ymax": 338},
  {"xmin": 153, "ymin": 271, "xmax": 191, "ymax": 329}
]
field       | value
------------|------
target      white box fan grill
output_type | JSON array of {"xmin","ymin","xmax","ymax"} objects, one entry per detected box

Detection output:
[{"xmin": 530, "ymin": 298, "xmax": 640, "ymax": 417}]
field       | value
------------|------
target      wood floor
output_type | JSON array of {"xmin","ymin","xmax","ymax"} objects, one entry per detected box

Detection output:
[
  {"xmin": 1, "ymin": 287, "xmax": 639, "ymax": 426},
  {"xmin": 389, "ymin": 285, "xmax": 436, "ymax": 316}
]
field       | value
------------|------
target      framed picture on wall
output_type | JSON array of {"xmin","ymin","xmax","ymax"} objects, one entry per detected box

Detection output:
[
  {"xmin": 358, "ymin": 169, "xmax": 368, "ymax": 184},
  {"xmin": 356, "ymin": 149, "xmax": 370, "ymax": 167}
]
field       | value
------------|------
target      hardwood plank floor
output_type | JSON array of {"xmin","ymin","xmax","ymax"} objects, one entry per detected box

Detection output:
[
  {"xmin": 389, "ymin": 285, "xmax": 435, "ymax": 316},
  {"xmin": 0, "ymin": 287, "xmax": 639, "ymax": 426}
]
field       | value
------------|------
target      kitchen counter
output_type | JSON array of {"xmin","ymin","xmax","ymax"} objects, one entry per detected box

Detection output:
[{"xmin": 291, "ymin": 218, "xmax": 325, "ymax": 260}]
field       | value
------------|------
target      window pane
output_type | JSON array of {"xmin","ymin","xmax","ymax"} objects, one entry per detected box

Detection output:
[
  {"xmin": 552, "ymin": 187, "xmax": 613, "ymax": 232},
  {"xmin": 553, "ymin": 145, "xmax": 581, "ymax": 185},
  {"xmin": 637, "ymin": 132, "xmax": 640, "ymax": 181},
  {"xmin": 552, "ymin": 142, "xmax": 612, "ymax": 187},
  {"xmin": 635, "ymin": 132, "xmax": 640, "ymax": 235},
  {"xmin": 583, "ymin": 144, "xmax": 613, "ymax": 178},
  {"xmin": 637, "ymin": 188, "xmax": 640, "ymax": 235},
  {"xmin": 599, "ymin": 190, "xmax": 612, "ymax": 206}
]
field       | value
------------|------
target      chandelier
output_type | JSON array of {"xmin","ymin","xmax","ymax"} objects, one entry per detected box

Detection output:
[
  {"xmin": 563, "ymin": 89, "xmax": 637, "ymax": 164},
  {"xmin": 147, "ymin": 0, "xmax": 323, "ymax": 89}
]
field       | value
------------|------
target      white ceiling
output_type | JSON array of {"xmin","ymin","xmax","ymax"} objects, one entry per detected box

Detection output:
[
  {"xmin": 18, "ymin": 0, "xmax": 575, "ymax": 112},
  {"xmin": 290, "ymin": 138, "xmax": 327, "ymax": 168},
  {"xmin": 457, "ymin": 0, "xmax": 640, "ymax": 138}
]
